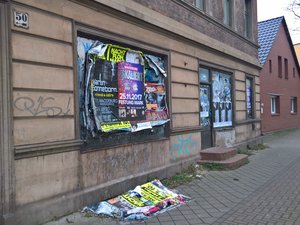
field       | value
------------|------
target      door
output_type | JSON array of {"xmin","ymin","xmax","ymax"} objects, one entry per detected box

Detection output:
[{"xmin": 200, "ymin": 84, "xmax": 213, "ymax": 149}]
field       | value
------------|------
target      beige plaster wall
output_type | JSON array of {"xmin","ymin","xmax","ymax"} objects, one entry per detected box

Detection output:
[
  {"xmin": 235, "ymin": 123, "xmax": 261, "ymax": 143},
  {"xmin": 15, "ymin": 139, "xmax": 172, "ymax": 205}
]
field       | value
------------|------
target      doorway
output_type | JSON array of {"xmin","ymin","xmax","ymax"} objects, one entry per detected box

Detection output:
[{"xmin": 199, "ymin": 67, "xmax": 213, "ymax": 149}]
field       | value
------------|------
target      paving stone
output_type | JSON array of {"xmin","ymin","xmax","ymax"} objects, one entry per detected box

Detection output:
[
  {"xmin": 43, "ymin": 129, "xmax": 300, "ymax": 225},
  {"xmin": 157, "ymin": 216, "xmax": 173, "ymax": 222},
  {"xmin": 159, "ymin": 222, "xmax": 176, "ymax": 225}
]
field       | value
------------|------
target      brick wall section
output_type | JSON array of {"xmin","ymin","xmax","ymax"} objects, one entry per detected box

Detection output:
[
  {"xmin": 132, "ymin": 0, "xmax": 257, "ymax": 57},
  {"xmin": 260, "ymin": 24, "xmax": 300, "ymax": 133}
]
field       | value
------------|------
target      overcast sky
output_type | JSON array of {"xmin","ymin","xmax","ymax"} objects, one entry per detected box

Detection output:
[{"xmin": 257, "ymin": 0, "xmax": 300, "ymax": 44}]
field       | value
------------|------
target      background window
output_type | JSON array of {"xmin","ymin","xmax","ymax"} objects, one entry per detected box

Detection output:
[
  {"xmin": 223, "ymin": 0, "xmax": 232, "ymax": 27},
  {"xmin": 271, "ymin": 96, "xmax": 280, "ymax": 114},
  {"xmin": 196, "ymin": 0, "xmax": 205, "ymax": 11},
  {"xmin": 269, "ymin": 60, "xmax": 272, "ymax": 73},
  {"xmin": 246, "ymin": 77, "xmax": 254, "ymax": 119},
  {"xmin": 284, "ymin": 58, "xmax": 288, "ymax": 79},
  {"xmin": 278, "ymin": 56, "xmax": 282, "ymax": 78},
  {"xmin": 244, "ymin": 0, "xmax": 252, "ymax": 38},
  {"xmin": 291, "ymin": 97, "xmax": 297, "ymax": 113}
]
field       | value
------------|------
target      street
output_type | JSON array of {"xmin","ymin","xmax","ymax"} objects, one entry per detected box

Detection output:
[{"xmin": 45, "ymin": 128, "xmax": 300, "ymax": 225}]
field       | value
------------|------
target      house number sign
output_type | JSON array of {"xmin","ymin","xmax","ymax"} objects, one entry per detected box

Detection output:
[{"xmin": 14, "ymin": 11, "xmax": 29, "ymax": 29}]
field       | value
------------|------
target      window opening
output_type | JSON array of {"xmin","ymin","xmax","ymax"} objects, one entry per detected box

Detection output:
[
  {"xmin": 212, "ymin": 70, "xmax": 232, "ymax": 128},
  {"xmin": 246, "ymin": 77, "xmax": 254, "ymax": 119},
  {"xmin": 284, "ymin": 58, "xmax": 288, "ymax": 79},
  {"xmin": 271, "ymin": 95, "xmax": 280, "ymax": 114},
  {"xmin": 278, "ymin": 56, "xmax": 282, "ymax": 78},
  {"xmin": 291, "ymin": 97, "xmax": 297, "ymax": 113},
  {"xmin": 196, "ymin": 0, "xmax": 205, "ymax": 11},
  {"xmin": 223, "ymin": 0, "xmax": 232, "ymax": 27},
  {"xmin": 244, "ymin": 0, "xmax": 252, "ymax": 38},
  {"xmin": 77, "ymin": 35, "xmax": 169, "ymax": 149}
]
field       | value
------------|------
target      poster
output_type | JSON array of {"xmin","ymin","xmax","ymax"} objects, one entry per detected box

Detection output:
[
  {"xmin": 83, "ymin": 179, "xmax": 190, "ymax": 221},
  {"xmin": 118, "ymin": 62, "xmax": 146, "ymax": 121},
  {"xmin": 200, "ymin": 87, "xmax": 209, "ymax": 118},
  {"xmin": 200, "ymin": 86, "xmax": 210, "ymax": 127},
  {"xmin": 145, "ymin": 83, "xmax": 169, "ymax": 124},
  {"xmin": 78, "ymin": 38, "xmax": 170, "ymax": 136},
  {"xmin": 246, "ymin": 78, "xmax": 252, "ymax": 118},
  {"xmin": 100, "ymin": 121, "xmax": 131, "ymax": 133},
  {"xmin": 212, "ymin": 71, "xmax": 232, "ymax": 128},
  {"xmin": 90, "ymin": 58, "xmax": 119, "ymax": 130}
]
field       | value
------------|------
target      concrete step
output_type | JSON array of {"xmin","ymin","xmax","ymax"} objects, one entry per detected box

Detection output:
[
  {"xmin": 199, "ymin": 154, "xmax": 249, "ymax": 170},
  {"xmin": 200, "ymin": 146, "xmax": 237, "ymax": 161}
]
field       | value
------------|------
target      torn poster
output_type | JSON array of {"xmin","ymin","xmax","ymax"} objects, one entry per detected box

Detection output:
[
  {"xmin": 82, "ymin": 179, "xmax": 190, "ymax": 221},
  {"xmin": 77, "ymin": 37, "xmax": 170, "ymax": 139}
]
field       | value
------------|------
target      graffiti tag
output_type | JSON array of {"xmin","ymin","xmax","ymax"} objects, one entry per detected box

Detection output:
[
  {"xmin": 14, "ymin": 96, "xmax": 71, "ymax": 117},
  {"xmin": 171, "ymin": 134, "xmax": 199, "ymax": 161}
]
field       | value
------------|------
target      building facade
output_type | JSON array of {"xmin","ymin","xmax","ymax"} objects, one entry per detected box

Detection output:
[
  {"xmin": 0, "ymin": 0, "xmax": 261, "ymax": 224},
  {"xmin": 258, "ymin": 17, "xmax": 300, "ymax": 133}
]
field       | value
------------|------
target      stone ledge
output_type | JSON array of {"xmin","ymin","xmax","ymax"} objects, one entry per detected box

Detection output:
[
  {"xmin": 199, "ymin": 154, "xmax": 249, "ymax": 170},
  {"xmin": 200, "ymin": 147, "xmax": 237, "ymax": 161}
]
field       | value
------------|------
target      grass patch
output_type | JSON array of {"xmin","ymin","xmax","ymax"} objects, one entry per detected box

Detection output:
[
  {"xmin": 249, "ymin": 143, "xmax": 268, "ymax": 150},
  {"xmin": 161, "ymin": 164, "xmax": 200, "ymax": 188},
  {"xmin": 162, "ymin": 173, "xmax": 194, "ymax": 188},
  {"xmin": 201, "ymin": 162, "xmax": 224, "ymax": 171},
  {"xmin": 272, "ymin": 127, "xmax": 299, "ymax": 137},
  {"xmin": 238, "ymin": 143, "xmax": 269, "ymax": 155},
  {"xmin": 84, "ymin": 212, "xmax": 94, "ymax": 218},
  {"xmin": 237, "ymin": 147, "xmax": 254, "ymax": 155}
]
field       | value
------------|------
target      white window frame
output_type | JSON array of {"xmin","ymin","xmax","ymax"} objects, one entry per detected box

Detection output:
[
  {"xmin": 291, "ymin": 97, "xmax": 297, "ymax": 113},
  {"xmin": 271, "ymin": 96, "xmax": 279, "ymax": 114}
]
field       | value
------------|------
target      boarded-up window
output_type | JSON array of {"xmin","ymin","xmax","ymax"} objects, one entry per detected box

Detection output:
[{"xmin": 77, "ymin": 34, "xmax": 169, "ymax": 150}]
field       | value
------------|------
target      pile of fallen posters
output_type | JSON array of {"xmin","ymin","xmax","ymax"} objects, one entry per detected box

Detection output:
[
  {"xmin": 77, "ymin": 37, "xmax": 169, "ymax": 137},
  {"xmin": 82, "ymin": 179, "xmax": 191, "ymax": 221}
]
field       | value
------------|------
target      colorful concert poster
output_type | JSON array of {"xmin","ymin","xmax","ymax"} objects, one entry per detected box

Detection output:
[{"xmin": 118, "ymin": 62, "xmax": 146, "ymax": 121}]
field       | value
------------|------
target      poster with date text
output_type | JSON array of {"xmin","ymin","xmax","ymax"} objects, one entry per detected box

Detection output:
[{"xmin": 118, "ymin": 62, "xmax": 146, "ymax": 121}]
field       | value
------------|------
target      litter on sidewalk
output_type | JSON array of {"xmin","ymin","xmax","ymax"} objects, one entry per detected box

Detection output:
[{"xmin": 82, "ymin": 179, "xmax": 191, "ymax": 221}]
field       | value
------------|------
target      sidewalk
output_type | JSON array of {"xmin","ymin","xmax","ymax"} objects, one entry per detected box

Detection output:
[{"xmin": 45, "ymin": 128, "xmax": 300, "ymax": 225}]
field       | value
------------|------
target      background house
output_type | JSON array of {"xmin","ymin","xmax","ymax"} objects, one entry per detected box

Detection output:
[
  {"xmin": 295, "ymin": 43, "xmax": 300, "ymax": 65},
  {"xmin": 258, "ymin": 17, "xmax": 300, "ymax": 133},
  {"xmin": 0, "ymin": 1, "xmax": 261, "ymax": 224}
]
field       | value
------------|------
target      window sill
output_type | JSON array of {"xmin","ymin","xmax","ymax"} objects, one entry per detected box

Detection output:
[
  {"xmin": 291, "ymin": 112, "xmax": 297, "ymax": 115},
  {"xmin": 271, "ymin": 113, "xmax": 280, "ymax": 116}
]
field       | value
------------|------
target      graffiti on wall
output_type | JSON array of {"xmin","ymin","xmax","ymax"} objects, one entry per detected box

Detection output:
[
  {"xmin": 14, "ymin": 96, "xmax": 71, "ymax": 117},
  {"xmin": 170, "ymin": 134, "xmax": 200, "ymax": 161}
]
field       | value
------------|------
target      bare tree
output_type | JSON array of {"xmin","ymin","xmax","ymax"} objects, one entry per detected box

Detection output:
[{"xmin": 288, "ymin": 0, "xmax": 300, "ymax": 19}]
